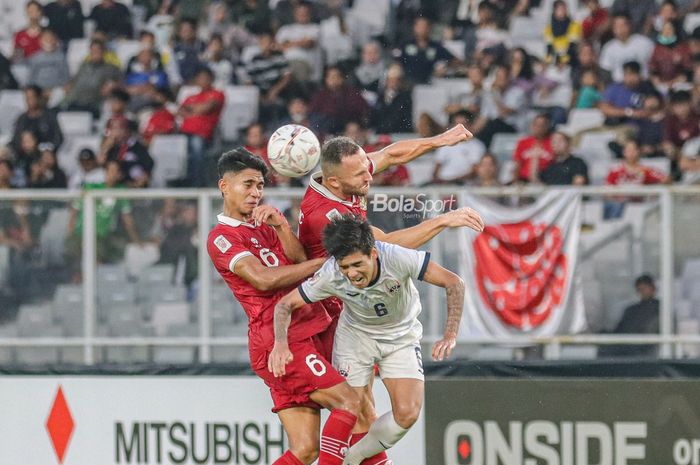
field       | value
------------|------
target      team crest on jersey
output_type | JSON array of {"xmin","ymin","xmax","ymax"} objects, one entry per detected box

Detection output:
[
  {"xmin": 213, "ymin": 235, "xmax": 232, "ymax": 253},
  {"xmin": 385, "ymin": 279, "xmax": 401, "ymax": 294},
  {"xmin": 325, "ymin": 208, "xmax": 342, "ymax": 221},
  {"xmin": 337, "ymin": 362, "xmax": 351, "ymax": 378},
  {"xmin": 250, "ymin": 237, "xmax": 261, "ymax": 248}
]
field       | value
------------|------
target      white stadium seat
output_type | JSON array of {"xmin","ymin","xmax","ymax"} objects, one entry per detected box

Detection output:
[
  {"xmin": 150, "ymin": 134, "xmax": 188, "ymax": 187},
  {"xmin": 412, "ymin": 85, "xmax": 449, "ymax": 127},
  {"xmin": 221, "ymin": 85, "xmax": 260, "ymax": 141},
  {"xmin": 0, "ymin": 89, "xmax": 26, "ymax": 136},
  {"xmin": 57, "ymin": 111, "xmax": 94, "ymax": 136}
]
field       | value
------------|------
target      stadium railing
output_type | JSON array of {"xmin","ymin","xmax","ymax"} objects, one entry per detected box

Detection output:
[{"xmin": 0, "ymin": 185, "xmax": 697, "ymax": 364}]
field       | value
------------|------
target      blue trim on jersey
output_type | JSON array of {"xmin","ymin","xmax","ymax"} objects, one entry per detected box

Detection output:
[
  {"xmin": 298, "ymin": 284, "xmax": 313, "ymax": 304},
  {"xmin": 417, "ymin": 252, "xmax": 431, "ymax": 281}
]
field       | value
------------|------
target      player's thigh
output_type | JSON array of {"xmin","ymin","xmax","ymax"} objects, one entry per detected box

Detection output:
[
  {"xmin": 332, "ymin": 322, "xmax": 378, "ymax": 388},
  {"xmin": 278, "ymin": 407, "xmax": 321, "ymax": 461},
  {"xmin": 351, "ymin": 384, "xmax": 377, "ymax": 431},
  {"xmin": 381, "ymin": 377, "xmax": 424, "ymax": 428}
]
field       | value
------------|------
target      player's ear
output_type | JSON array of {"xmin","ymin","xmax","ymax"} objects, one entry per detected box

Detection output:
[
  {"xmin": 370, "ymin": 248, "xmax": 378, "ymax": 260},
  {"xmin": 218, "ymin": 177, "xmax": 226, "ymax": 197},
  {"xmin": 326, "ymin": 174, "xmax": 341, "ymax": 190}
]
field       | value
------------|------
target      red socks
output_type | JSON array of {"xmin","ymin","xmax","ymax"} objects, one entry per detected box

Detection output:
[
  {"xmin": 319, "ymin": 409, "xmax": 357, "ymax": 465},
  {"xmin": 274, "ymin": 451, "xmax": 304, "ymax": 465},
  {"xmin": 351, "ymin": 433, "xmax": 390, "ymax": 465}
]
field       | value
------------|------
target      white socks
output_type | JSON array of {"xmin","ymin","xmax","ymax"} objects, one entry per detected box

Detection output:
[{"xmin": 343, "ymin": 412, "xmax": 410, "ymax": 465}]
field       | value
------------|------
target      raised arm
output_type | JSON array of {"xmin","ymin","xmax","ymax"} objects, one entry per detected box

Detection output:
[
  {"xmin": 234, "ymin": 255, "xmax": 325, "ymax": 292},
  {"xmin": 268, "ymin": 288, "xmax": 308, "ymax": 377},
  {"xmin": 421, "ymin": 261, "xmax": 465, "ymax": 361},
  {"xmin": 371, "ymin": 207, "xmax": 484, "ymax": 249},
  {"xmin": 251, "ymin": 205, "xmax": 307, "ymax": 263},
  {"xmin": 368, "ymin": 124, "xmax": 473, "ymax": 174}
]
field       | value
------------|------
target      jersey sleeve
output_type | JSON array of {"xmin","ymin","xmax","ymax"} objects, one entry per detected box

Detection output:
[
  {"xmin": 208, "ymin": 231, "xmax": 255, "ymax": 274},
  {"xmin": 298, "ymin": 260, "xmax": 337, "ymax": 303},
  {"xmin": 383, "ymin": 242, "xmax": 431, "ymax": 281}
]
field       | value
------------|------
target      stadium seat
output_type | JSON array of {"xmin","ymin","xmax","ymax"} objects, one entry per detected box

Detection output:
[
  {"xmin": 443, "ymin": 40, "xmax": 466, "ymax": 61},
  {"xmin": 151, "ymin": 302, "xmax": 190, "ymax": 336},
  {"xmin": 474, "ymin": 346, "xmax": 514, "ymax": 360},
  {"xmin": 558, "ymin": 108, "xmax": 605, "ymax": 135},
  {"xmin": 0, "ymin": 39, "xmax": 11, "ymax": 57},
  {"xmin": 57, "ymin": 111, "xmax": 94, "ymax": 136},
  {"xmin": 40, "ymin": 207, "xmax": 71, "ymax": 267},
  {"xmin": 114, "ymin": 40, "xmax": 140, "ymax": 68},
  {"xmin": 509, "ymin": 16, "xmax": 543, "ymax": 40},
  {"xmin": 97, "ymin": 264, "xmax": 128, "ymax": 285},
  {"xmin": 221, "ymin": 85, "xmax": 260, "ymax": 141},
  {"xmin": 432, "ymin": 78, "xmax": 471, "ymax": 102},
  {"xmin": 403, "ymin": 158, "xmax": 434, "ymax": 186},
  {"xmin": 16, "ymin": 324, "xmax": 63, "ymax": 365},
  {"xmin": 124, "ymin": 242, "xmax": 160, "ymax": 279},
  {"xmin": 685, "ymin": 13, "xmax": 700, "ymax": 34},
  {"xmin": 490, "ymin": 133, "xmax": 522, "ymax": 163},
  {"xmin": 176, "ymin": 85, "xmax": 199, "ymax": 104},
  {"xmin": 521, "ymin": 39, "xmax": 547, "ymax": 59},
  {"xmin": 104, "ymin": 323, "xmax": 152, "ymax": 363},
  {"xmin": 0, "ymin": 244, "xmax": 9, "ymax": 288},
  {"xmin": 412, "ymin": 85, "xmax": 449, "ymax": 127},
  {"xmin": 0, "ymin": 89, "xmax": 26, "ymax": 136},
  {"xmin": 58, "ymin": 134, "xmax": 101, "ymax": 179},
  {"xmin": 150, "ymin": 134, "xmax": 188, "ymax": 187},
  {"xmin": 17, "ymin": 304, "xmax": 54, "ymax": 327},
  {"xmin": 559, "ymin": 345, "xmax": 598, "ymax": 359},
  {"xmin": 152, "ymin": 323, "xmax": 198, "ymax": 363},
  {"xmin": 678, "ymin": 318, "xmax": 700, "ymax": 358},
  {"xmin": 0, "ymin": 324, "xmax": 17, "ymax": 364},
  {"xmin": 67, "ymin": 38, "xmax": 90, "ymax": 76},
  {"xmin": 349, "ymin": 0, "xmax": 390, "ymax": 37},
  {"xmin": 10, "ymin": 64, "xmax": 29, "ymax": 87}
]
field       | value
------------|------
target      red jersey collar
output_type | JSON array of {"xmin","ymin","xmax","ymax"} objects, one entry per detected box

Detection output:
[
  {"xmin": 217, "ymin": 213, "xmax": 255, "ymax": 228},
  {"xmin": 309, "ymin": 172, "xmax": 357, "ymax": 207}
]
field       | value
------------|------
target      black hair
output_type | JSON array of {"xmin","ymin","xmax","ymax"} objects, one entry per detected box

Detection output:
[
  {"xmin": 622, "ymin": 60, "xmax": 641, "ymax": 74},
  {"xmin": 635, "ymin": 274, "xmax": 655, "ymax": 287},
  {"xmin": 670, "ymin": 90, "xmax": 691, "ymax": 104},
  {"xmin": 321, "ymin": 136, "xmax": 361, "ymax": 170},
  {"xmin": 179, "ymin": 18, "xmax": 198, "ymax": 29},
  {"xmin": 24, "ymin": 84, "xmax": 43, "ymax": 98},
  {"xmin": 322, "ymin": 214, "xmax": 375, "ymax": 261},
  {"xmin": 90, "ymin": 39, "xmax": 106, "ymax": 50},
  {"xmin": 195, "ymin": 65, "xmax": 215, "ymax": 79},
  {"xmin": 449, "ymin": 110, "xmax": 474, "ymax": 125},
  {"xmin": 217, "ymin": 147, "xmax": 268, "ymax": 179},
  {"xmin": 612, "ymin": 13, "xmax": 632, "ymax": 22},
  {"xmin": 110, "ymin": 88, "xmax": 131, "ymax": 103}
]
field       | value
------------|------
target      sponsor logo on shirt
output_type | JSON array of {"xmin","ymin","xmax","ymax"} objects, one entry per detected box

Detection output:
[{"xmin": 325, "ymin": 208, "xmax": 342, "ymax": 221}]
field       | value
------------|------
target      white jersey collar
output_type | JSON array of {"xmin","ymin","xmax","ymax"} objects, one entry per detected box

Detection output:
[
  {"xmin": 309, "ymin": 171, "xmax": 356, "ymax": 207},
  {"xmin": 217, "ymin": 213, "xmax": 255, "ymax": 228}
]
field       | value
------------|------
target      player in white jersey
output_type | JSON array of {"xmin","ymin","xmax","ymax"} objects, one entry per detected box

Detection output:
[{"xmin": 269, "ymin": 215, "xmax": 465, "ymax": 465}]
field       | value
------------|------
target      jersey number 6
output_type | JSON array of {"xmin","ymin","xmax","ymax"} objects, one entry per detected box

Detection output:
[
  {"xmin": 260, "ymin": 248, "xmax": 280, "ymax": 267},
  {"xmin": 305, "ymin": 354, "xmax": 327, "ymax": 376},
  {"xmin": 374, "ymin": 303, "xmax": 388, "ymax": 317}
]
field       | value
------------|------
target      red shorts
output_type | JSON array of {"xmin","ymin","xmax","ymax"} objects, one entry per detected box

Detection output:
[{"xmin": 251, "ymin": 335, "xmax": 345, "ymax": 413}]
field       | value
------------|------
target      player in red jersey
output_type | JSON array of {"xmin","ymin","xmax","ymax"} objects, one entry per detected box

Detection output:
[
  {"xmin": 298, "ymin": 125, "xmax": 484, "ymax": 464},
  {"xmin": 207, "ymin": 148, "xmax": 361, "ymax": 465}
]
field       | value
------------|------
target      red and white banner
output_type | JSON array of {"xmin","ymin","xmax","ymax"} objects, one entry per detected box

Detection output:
[{"xmin": 457, "ymin": 191, "xmax": 586, "ymax": 337}]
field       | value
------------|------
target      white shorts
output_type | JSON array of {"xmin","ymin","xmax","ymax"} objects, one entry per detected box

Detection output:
[{"xmin": 332, "ymin": 320, "xmax": 424, "ymax": 387}]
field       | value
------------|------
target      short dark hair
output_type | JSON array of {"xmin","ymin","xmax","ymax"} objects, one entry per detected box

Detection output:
[
  {"xmin": 110, "ymin": 88, "xmax": 130, "ymax": 103},
  {"xmin": 195, "ymin": 65, "xmax": 214, "ymax": 79},
  {"xmin": 635, "ymin": 274, "xmax": 655, "ymax": 287},
  {"xmin": 24, "ymin": 84, "xmax": 43, "ymax": 98},
  {"xmin": 670, "ymin": 90, "xmax": 691, "ymax": 104},
  {"xmin": 622, "ymin": 61, "xmax": 641, "ymax": 74},
  {"xmin": 321, "ymin": 136, "xmax": 361, "ymax": 171},
  {"xmin": 217, "ymin": 147, "xmax": 268, "ymax": 179},
  {"xmin": 322, "ymin": 214, "xmax": 375, "ymax": 261},
  {"xmin": 612, "ymin": 12, "xmax": 631, "ymax": 22},
  {"xmin": 449, "ymin": 110, "xmax": 474, "ymax": 125}
]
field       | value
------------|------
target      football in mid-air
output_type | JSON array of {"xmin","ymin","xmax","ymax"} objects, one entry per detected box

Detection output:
[{"xmin": 267, "ymin": 124, "xmax": 321, "ymax": 177}]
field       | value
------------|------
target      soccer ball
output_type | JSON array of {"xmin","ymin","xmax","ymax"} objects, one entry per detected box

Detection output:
[{"xmin": 267, "ymin": 124, "xmax": 321, "ymax": 177}]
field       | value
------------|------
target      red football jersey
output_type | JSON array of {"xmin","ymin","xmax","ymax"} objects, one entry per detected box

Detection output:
[
  {"xmin": 207, "ymin": 213, "xmax": 330, "ymax": 350},
  {"xmin": 298, "ymin": 165, "xmax": 374, "ymax": 260},
  {"xmin": 606, "ymin": 164, "xmax": 665, "ymax": 185}
]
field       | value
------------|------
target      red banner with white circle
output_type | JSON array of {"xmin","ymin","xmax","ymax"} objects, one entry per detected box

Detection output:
[{"xmin": 458, "ymin": 191, "xmax": 586, "ymax": 337}]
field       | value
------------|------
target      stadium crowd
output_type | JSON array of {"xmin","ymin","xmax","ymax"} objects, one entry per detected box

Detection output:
[{"xmin": 0, "ymin": 0, "xmax": 700, "ymax": 193}]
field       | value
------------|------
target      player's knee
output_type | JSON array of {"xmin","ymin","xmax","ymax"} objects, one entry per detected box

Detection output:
[
  {"xmin": 291, "ymin": 442, "xmax": 319, "ymax": 465},
  {"xmin": 337, "ymin": 384, "xmax": 361, "ymax": 416},
  {"xmin": 393, "ymin": 402, "xmax": 421, "ymax": 429}
]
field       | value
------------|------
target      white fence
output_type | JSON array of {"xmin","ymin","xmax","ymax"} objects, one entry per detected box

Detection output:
[{"xmin": 0, "ymin": 185, "xmax": 698, "ymax": 364}]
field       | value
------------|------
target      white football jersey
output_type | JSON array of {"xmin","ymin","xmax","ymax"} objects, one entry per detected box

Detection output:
[{"xmin": 299, "ymin": 241, "xmax": 430, "ymax": 341}]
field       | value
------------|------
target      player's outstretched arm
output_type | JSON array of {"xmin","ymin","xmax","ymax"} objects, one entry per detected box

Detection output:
[
  {"xmin": 234, "ymin": 255, "xmax": 325, "ymax": 291},
  {"xmin": 268, "ymin": 288, "xmax": 307, "ymax": 377},
  {"xmin": 368, "ymin": 124, "xmax": 473, "ymax": 174},
  {"xmin": 421, "ymin": 261, "xmax": 465, "ymax": 361},
  {"xmin": 371, "ymin": 207, "xmax": 484, "ymax": 249},
  {"xmin": 251, "ymin": 205, "xmax": 307, "ymax": 263}
]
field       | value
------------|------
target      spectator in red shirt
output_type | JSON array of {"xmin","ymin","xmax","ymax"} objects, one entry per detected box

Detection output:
[
  {"xmin": 581, "ymin": 0, "xmax": 610, "ymax": 44},
  {"xmin": 178, "ymin": 67, "xmax": 225, "ymax": 186},
  {"xmin": 13, "ymin": 1, "xmax": 44, "ymax": 62},
  {"xmin": 649, "ymin": 21, "xmax": 692, "ymax": 92},
  {"xmin": 309, "ymin": 65, "xmax": 369, "ymax": 134},
  {"xmin": 605, "ymin": 139, "xmax": 668, "ymax": 218},
  {"xmin": 513, "ymin": 113, "xmax": 554, "ymax": 183},
  {"xmin": 142, "ymin": 87, "xmax": 176, "ymax": 146},
  {"xmin": 663, "ymin": 90, "xmax": 700, "ymax": 162}
]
